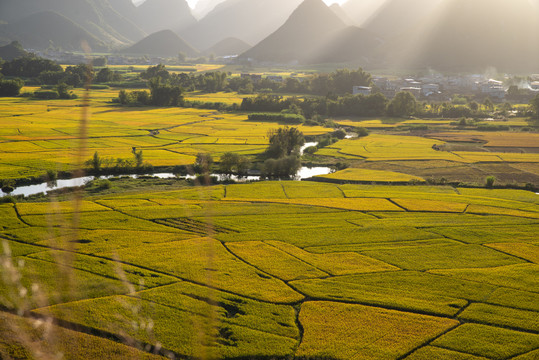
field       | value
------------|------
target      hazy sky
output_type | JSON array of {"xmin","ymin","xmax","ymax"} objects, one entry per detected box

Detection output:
[{"xmin": 184, "ymin": 0, "xmax": 347, "ymax": 8}]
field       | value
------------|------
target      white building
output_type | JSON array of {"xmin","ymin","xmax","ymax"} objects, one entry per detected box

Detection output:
[
  {"xmin": 353, "ymin": 86, "xmax": 372, "ymax": 96},
  {"xmin": 421, "ymin": 83, "xmax": 440, "ymax": 97},
  {"xmin": 480, "ymin": 79, "xmax": 505, "ymax": 99}
]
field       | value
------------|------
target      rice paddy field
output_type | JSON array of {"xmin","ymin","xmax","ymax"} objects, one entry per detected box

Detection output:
[
  {"xmin": 0, "ymin": 181, "xmax": 538, "ymax": 359},
  {"xmin": 0, "ymin": 88, "xmax": 538, "ymax": 359}
]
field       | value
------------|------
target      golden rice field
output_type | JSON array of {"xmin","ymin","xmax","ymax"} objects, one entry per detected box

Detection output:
[
  {"xmin": 0, "ymin": 181, "xmax": 538, "ymax": 359},
  {"xmin": 0, "ymin": 92, "xmax": 328, "ymax": 179}
]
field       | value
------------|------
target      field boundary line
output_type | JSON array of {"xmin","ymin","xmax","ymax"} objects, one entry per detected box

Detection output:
[
  {"xmin": 124, "ymin": 293, "xmax": 300, "ymax": 341},
  {"xmin": 395, "ymin": 321, "xmax": 461, "ymax": 360},
  {"xmin": 221, "ymin": 242, "xmax": 306, "ymax": 295},
  {"xmin": 262, "ymin": 241, "xmax": 331, "ymax": 278}
]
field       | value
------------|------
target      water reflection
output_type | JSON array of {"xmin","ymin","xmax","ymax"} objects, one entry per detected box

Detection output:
[{"xmin": 0, "ymin": 167, "xmax": 333, "ymax": 198}]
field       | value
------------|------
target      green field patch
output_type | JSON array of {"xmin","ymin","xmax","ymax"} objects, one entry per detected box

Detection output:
[
  {"xmin": 466, "ymin": 204, "xmax": 539, "ymax": 219},
  {"xmin": 0, "ymin": 311, "xmax": 165, "ymax": 360},
  {"xmin": 226, "ymin": 241, "xmax": 328, "ymax": 281},
  {"xmin": 485, "ymin": 242, "xmax": 539, "ymax": 263},
  {"xmin": 326, "ymin": 271, "xmax": 499, "ymax": 304},
  {"xmin": 108, "ymin": 185, "xmax": 225, "ymax": 201},
  {"xmin": 21, "ymin": 211, "xmax": 182, "ymax": 232},
  {"xmin": 218, "ymin": 225, "xmax": 438, "ymax": 248},
  {"xmin": 225, "ymin": 182, "xmax": 287, "ymax": 199},
  {"xmin": 296, "ymin": 301, "xmax": 458, "ymax": 359},
  {"xmin": 0, "ymin": 204, "xmax": 27, "ymax": 230},
  {"xmin": 0, "ymin": 239, "xmax": 46, "ymax": 257},
  {"xmin": 458, "ymin": 188, "xmax": 539, "ymax": 204},
  {"xmin": 95, "ymin": 199, "xmax": 156, "ymax": 209},
  {"xmin": 362, "ymin": 244, "xmax": 523, "ymax": 271},
  {"xmin": 137, "ymin": 281, "xmax": 299, "ymax": 339},
  {"xmin": 209, "ymin": 212, "xmax": 369, "ymax": 234},
  {"xmin": 486, "ymin": 288, "xmax": 539, "ymax": 312},
  {"xmin": 392, "ymin": 198, "xmax": 468, "ymax": 213},
  {"xmin": 317, "ymin": 168, "xmax": 425, "ymax": 182},
  {"xmin": 430, "ymin": 264, "xmax": 538, "ymax": 292},
  {"xmin": 305, "ymin": 238, "xmax": 459, "ymax": 253},
  {"xmin": 21, "ymin": 228, "xmax": 193, "ymax": 254},
  {"xmin": 0, "ymin": 257, "xmax": 127, "ymax": 310},
  {"xmin": 432, "ymin": 324, "xmax": 539, "ymax": 359},
  {"xmin": 27, "ymin": 250, "xmax": 177, "ymax": 289},
  {"xmin": 266, "ymin": 241, "xmax": 399, "ymax": 275},
  {"xmin": 1, "ymin": 226, "xmax": 77, "ymax": 244},
  {"xmin": 16, "ymin": 201, "xmax": 111, "ymax": 215},
  {"xmin": 106, "ymin": 238, "xmax": 303, "ymax": 303},
  {"xmin": 281, "ymin": 182, "xmax": 344, "ymax": 198},
  {"xmin": 406, "ymin": 346, "xmax": 489, "ymax": 359},
  {"xmin": 223, "ymin": 197, "xmax": 405, "ymax": 212},
  {"xmin": 291, "ymin": 277, "xmax": 468, "ymax": 317},
  {"xmin": 428, "ymin": 224, "xmax": 539, "ymax": 244},
  {"xmin": 362, "ymin": 212, "xmax": 536, "ymax": 228},
  {"xmin": 35, "ymin": 295, "xmax": 298, "ymax": 358},
  {"xmin": 459, "ymin": 303, "xmax": 539, "ymax": 332},
  {"xmin": 513, "ymin": 349, "xmax": 539, "ymax": 359}
]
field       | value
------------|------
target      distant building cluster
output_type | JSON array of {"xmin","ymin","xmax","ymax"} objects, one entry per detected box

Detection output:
[{"xmin": 359, "ymin": 74, "xmax": 539, "ymax": 102}]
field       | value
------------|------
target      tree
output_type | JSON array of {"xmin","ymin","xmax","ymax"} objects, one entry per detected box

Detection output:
[
  {"xmin": 530, "ymin": 94, "xmax": 539, "ymax": 121},
  {"xmin": 133, "ymin": 149, "xmax": 144, "ymax": 168},
  {"xmin": 194, "ymin": 153, "xmax": 213, "ymax": 174},
  {"xmin": 56, "ymin": 83, "xmax": 72, "ymax": 99},
  {"xmin": 483, "ymin": 97, "xmax": 494, "ymax": 112},
  {"xmin": 266, "ymin": 127, "xmax": 305, "ymax": 159},
  {"xmin": 87, "ymin": 151, "xmax": 102, "ymax": 173},
  {"xmin": 387, "ymin": 91, "xmax": 417, "ymax": 117},
  {"xmin": 178, "ymin": 52, "xmax": 186, "ymax": 63},
  {"xmin": 141, "ymin": 64, "xmax": 170, "ymax": 80},
  {"xmin": 219, "ymin": 152, "xmax": 250, "ymax": 177},
  {"xmin": 0, "ymin": 78, "xmax": 24, "ymax": 97},
  {"xmin": 485, "ymin": 176, "xmax": 496, "ymax": 188},
  {"xmin": 148, "ymin": 77, "xmax": 184, "ymax": 107}
]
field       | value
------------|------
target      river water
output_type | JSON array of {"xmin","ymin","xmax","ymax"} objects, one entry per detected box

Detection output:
[{"xmin": 0, "ymin": 167, "xmax": 333, "ymax": 198}]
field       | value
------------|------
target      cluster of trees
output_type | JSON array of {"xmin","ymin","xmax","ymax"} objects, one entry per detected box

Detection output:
[
  {"xmin": 140, "ymin": 64, "xmax": 227, "ymax": 93},
  {"xmin": 0, "ymin": 78, "xmax": 24, "ymax": 97},
  {"xmin": 86, "ymin": 150, "xmax": 149, "ymax": 174},
  {"xmin": 247, "ymin": 113, "xmax": 305, "ymax": 124},
  {"xmin": 0, "ymin": 55, "xmax": 123, "ymax": 87},
  {"xmin": 240, "ymin": 93, "xmax": 392, "ymax": 119},
  {"xmin": 531, "ymin": 94, "xmax": 539, "ymax": 124},
  {"xmin": 137, "ymin": 65, "xmax": 372, "ymax": 96},
  {"xmin": 117, "ymin": 77, "xmax": 184, "ymax": 107},
  {"xmin": 219, "ymin": 152, "xmax": 250, "ymax": 177},
  {"xmin": 228, "ymin": 68, "xmax": 372, "ymax": 96},
  {"xmin": 262, "ymin": 127, "xmax": 304, "ymax": 178}
]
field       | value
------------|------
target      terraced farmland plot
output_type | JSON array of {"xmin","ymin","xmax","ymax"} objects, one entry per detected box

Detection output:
[{"xmin": 0, "ymin": 182, "xmax": 538, "ymax": 359}]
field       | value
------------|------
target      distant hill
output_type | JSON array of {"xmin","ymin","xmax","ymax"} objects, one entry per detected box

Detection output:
[
  {"xmin": 310, "ymin": 26, "xmax": 383, "ymax": 65},
  {"xmin": 134, "ymin": 0, "xmax": 196, "ymax": 34},
  {"xmin": 329, "ymin": 4, "xmax": 356, "ymax": 26},
  {"xmin": 121, "ymin": 29, "xmax": 199, "ymax": 57},
  {"xmin": 203, "ymin": 37, "xmax": 251, "ymax": 56},
  {"xmin": 192, "ymin": 0, "xmax": 227, "ymax": 19},
  {"xmin": 0, "ymin": 11, "xmax": 106, "ymax": 52},
  {"xmin": 398, "ymin": 0, "xmax": 539, "ymax": 72},
  {"xmin": 0, "ymin": 41, "xmax": 29, "ymax": 60},
  {"xmin": 0, "ymin": 0, "xmax": 145, "ymax": 46},
  {"xmin": 181, "ymin": 0, "xmax": 303, "ymax": 51},
  {"xmin": 362, "ymin": 0, "xmax": 443, "ymax": 38},
  {"xmin": 241, "ymin": 0, "xmax": 346, "ymax": 63},
  {"xmin": 341, "ymin": 0, "xmax": 386, "ymax": 26}
]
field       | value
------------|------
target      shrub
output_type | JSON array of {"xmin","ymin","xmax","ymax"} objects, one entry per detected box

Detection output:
[
  {"xmin": 248, "ymin": 113, "xmax": 305, "ymax": 124},
  {"xmin": 33, "ymin": 90, "xmax": 60, "ymax": 99},
  {"xmin": 486, "ymin": 176, "xmax": 496, "ymax": 188},
  {"xmin": 0, "ymin": 78, "xmax": 24, "ymax": 97}
]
